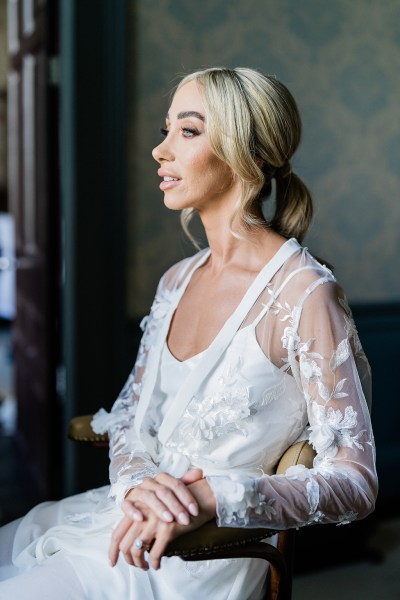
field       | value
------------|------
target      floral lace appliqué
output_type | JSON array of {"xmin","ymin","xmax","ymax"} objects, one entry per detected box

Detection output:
[
  {"xmin": 336, "ymin": 511, "xmax": 358, "ymax": 525},
  {"xmin": 209, "ymin": 474, "xmax": 277, "ymax": 526},
  {"xmin": 309, "ymin": 402, "xmax": 366, "ymax": 458},
  {"xmin": 166, "ymin": 354, "xmax": 281, "ymax": 454}
]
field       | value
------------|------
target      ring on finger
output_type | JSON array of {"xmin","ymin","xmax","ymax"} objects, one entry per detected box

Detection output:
[
  {"xmin": 134, "ymin": 537, "xmax": 144, "ymax": 550},
  {"xmin": 133, "ymin": 537, "xmax": 150, "ymax": 551}
]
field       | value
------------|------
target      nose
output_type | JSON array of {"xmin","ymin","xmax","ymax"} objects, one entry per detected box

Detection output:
[{"xmin": 152, "ymin": 136, "xmax": 174, "ymax": 163}]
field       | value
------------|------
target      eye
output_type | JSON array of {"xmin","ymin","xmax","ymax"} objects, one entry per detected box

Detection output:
[
  {"xmin": 181, "ymin": 127, "xmax": 199, "ymax": 138},
  {"xmin": 160, "ymin": 127, "xmax": 168, "ymax": 137}
]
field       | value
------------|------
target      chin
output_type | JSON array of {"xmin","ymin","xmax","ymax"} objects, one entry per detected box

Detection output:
[{"xmin": 163, "ymin": 195, "xmax": 193, "ymax": 212}]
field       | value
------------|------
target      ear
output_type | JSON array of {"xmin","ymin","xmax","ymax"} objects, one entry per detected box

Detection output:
[{"xmin": 255, "ymin": 156, "xmax": 265, "ymax": 169}]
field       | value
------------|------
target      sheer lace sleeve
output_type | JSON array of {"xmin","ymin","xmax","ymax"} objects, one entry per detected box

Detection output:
[
  {"xmin": 207, "ymin": 259, "xmax": 377, "ymax": 529},
  {"xmin": 91, "ymin": 257, "xmax": 192, "ymax": 506},
  {"xmin": 91, "ymin": 302, "xmax": 162, "ymax": 505}
]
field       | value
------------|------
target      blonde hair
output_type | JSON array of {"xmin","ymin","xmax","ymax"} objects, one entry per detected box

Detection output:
[{"xmin": 176, "ymin": 67, "xmax": 313, "ymax": 244}]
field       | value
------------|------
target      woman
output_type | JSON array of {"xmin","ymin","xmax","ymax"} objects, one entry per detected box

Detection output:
[{"xmin": 0, "ymin": 67, "xmax": 377, "ymax": 599}]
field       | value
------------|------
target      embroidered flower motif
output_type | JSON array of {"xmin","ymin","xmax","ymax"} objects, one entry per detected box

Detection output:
[
  {"xmin": 166, "ymin": 350, "xmax": 277, "ymax": 451},
  {"xmin": 209, "ymin": 475, "xmax": 278, "ymax": 526},
  {"xmin": 211, "ymin": 475, "xmax": 257, "ymax": 525},
  {"xmin": 139, "ymin": 315, "xmax": 149, "ymax": 332},
  {"xmin": 268, "ymin": 293, "xmax": 301, "ymax": 326},
  {"xmin": 301, "ymin": 510, "xmax": 325, "ymax": 526},
  {"xmin": 151, "ymin": 288, "xmax": 174, "ymax": 321},
  {"xmin": 91, "ymin": 406, "xmax": 132, "ymax": 434},
  {"xmin": 180, "ymin": 384, "xmax": 252, "ymax": 443},
  {"xmin": 281, "ymin": 326, "xmax": 300, "ymax": 352},
  {"xmin": 285, "ymin": 464, "xmax": 312, "ymax": 481},
  {"xmin": 255, "ymin": 495, "xmax": 277, "ymax": 519},
  {"xmin": 336, "ymin": 511, "xmax": 358, "ymax": 526},
  {"xmin": 309, "ymin": 402, "xmax": 365, "ymax": 458},
  {"xmin": 300, "ymin": 354, "xmax": 322, "ymax": 383},
  {"xmin": 306, "ymin": 478, "xmax": 320, "ymax": 514},
  {"xmin": 330, "ymin": 339, "xmax": 350, "ymax": 373},
  {"xmin": 312, "ymin": 455, "xmax": 350, "ymax": 479},
  {"xmin": 136, "ymin": 288, "xmax": 176, "ymax": 369},
  {"xmin": 339, "ymin": 297, "xmax": 364, "ymax": 356}
]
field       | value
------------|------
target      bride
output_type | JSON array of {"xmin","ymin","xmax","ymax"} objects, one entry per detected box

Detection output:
[{"xmin": 0, "ymin": 67, "xmax": 377, "ymax": 599}]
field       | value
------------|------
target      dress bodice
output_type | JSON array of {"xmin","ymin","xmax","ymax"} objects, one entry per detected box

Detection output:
[{"xmin": 151, "ymin": 324, "xmax": 306, "ymax": 479}]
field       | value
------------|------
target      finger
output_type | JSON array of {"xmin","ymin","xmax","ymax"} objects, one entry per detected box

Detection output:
[
  {"xmin": 180, "ymin": 468, "xmax": 203, "ymax": 485},
  {"xmin": 124, "ymin": 534, "xmax": 150, "ymax": 570},
  {"xmin": 118, "ymin": 521, "xmax": 141, "ymax": 558},
  {"xmin": 121, "ymin": 499, "xmax": 144, "ymax": 522},
  {"xmin": 148, "ymin": 523, "xmax": 175, "ymax": 571},
  {"xmin": 155, "ymin": 473, "xmax": 199, "ymax": 518},
  {"xmin": 129, "ymin": 538, "xmax": 151, "ymax": 570},
  {"xmin": 115, "ymin": 518, "xmax": 152, "ymax": 570},
  {"xmin": 124, "ymin": 522, "xmax": 156, "ymax": 570},
  {"xmin": 109, "ymin": 516, "xmax": 133, "ymax": 567},
  {"xmin": 129, "ymin": 487, "xmax": 175, "ymax": 523}
]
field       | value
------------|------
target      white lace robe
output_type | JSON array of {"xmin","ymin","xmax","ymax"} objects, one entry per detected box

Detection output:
[
  {"xmin": 93, "ymin": 238, "xmax": 377, "ymax": 532},
  {"xmin": 0, "ymin": 238, "xmax": 377, "ymax": 600}
]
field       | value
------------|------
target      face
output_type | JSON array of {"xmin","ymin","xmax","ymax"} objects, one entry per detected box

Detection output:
[{"xmin": 152, "ymin": 80, "xmax": 239, "ymax": 213}]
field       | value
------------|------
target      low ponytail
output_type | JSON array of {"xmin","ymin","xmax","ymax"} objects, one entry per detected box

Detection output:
[{"xmin": 271, "ymin": 167, "xmax": 313, "ymax": 243}]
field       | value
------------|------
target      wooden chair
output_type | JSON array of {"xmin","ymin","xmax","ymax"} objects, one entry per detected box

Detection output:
[{"xmin": 69, "ymin": 415, "xmax": 316, "ymax": 600}]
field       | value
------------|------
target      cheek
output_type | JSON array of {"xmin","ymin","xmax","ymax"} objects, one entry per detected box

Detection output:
[
  {"xmin": 183, "ymin": 146, "xmax": 234, "ymax": 191},
  {"xmin": 207, "ymin": 158, "xmax": 234, "ymax": 191}
]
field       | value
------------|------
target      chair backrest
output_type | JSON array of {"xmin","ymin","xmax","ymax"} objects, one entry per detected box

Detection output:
[{"xmin": 276, "ymin": 440, "xmax": 316, "ymax": 474}]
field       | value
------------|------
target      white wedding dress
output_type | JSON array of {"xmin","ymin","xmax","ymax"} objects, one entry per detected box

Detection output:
[{"xmin": 0, "ymin": 239, "xmax": 378, "ymax": 599}]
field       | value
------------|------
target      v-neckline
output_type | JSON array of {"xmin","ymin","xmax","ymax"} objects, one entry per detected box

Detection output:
[
  {"xmin": 166, "ymin": 238, "xmax": 298, "ymax": 362},
  {"xmin": 134, "ymin": 237, "xmax": 300, "ymax": 445}
]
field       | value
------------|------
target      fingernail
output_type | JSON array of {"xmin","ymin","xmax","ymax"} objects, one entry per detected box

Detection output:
[
  {"xmin": 188, "ymin": 503, "xmax": 199, "ymax": 516},
  {"xmin": 162, "ymin": 510, "xmax": 173, "ymax": 522},
  {"xmin": 178, "ymin": 512, "xmax": 190, "ymax": 525},
  {"xmin": 131, "ymin": 511, "xmax": 143, "ymax": 521}
]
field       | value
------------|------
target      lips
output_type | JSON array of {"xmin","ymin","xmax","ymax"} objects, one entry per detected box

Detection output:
[
  {"xmin": 158, "ymin": 168, "xmax": 180, "ymax": 180},
  {"xmin": 158, "ymin": 169, "xmax": 181, "ymax": 191}
]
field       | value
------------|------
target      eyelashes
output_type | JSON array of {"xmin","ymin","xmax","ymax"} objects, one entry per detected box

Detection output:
[{"xmin": 159, "ymin": 127, "xmax": 200, "ymax": 138}]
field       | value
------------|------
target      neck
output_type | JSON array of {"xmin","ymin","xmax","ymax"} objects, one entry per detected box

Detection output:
[{"xmin": 197, "ymin": 202, "xmax": 276, "ymax": 273}]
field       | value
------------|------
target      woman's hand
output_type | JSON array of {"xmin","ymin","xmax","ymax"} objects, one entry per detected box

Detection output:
[
  {"xmin": 121, "ymin": 468, "xmax": 203, "ymax": 525},
  {"xmin": 109, "ymin": 476, "xmax": 216, "ymax": 570}
]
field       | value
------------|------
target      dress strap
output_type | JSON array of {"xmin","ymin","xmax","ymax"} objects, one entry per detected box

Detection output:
[
  {"xmin": 158, "ymin": 238, "xmax": 300, "ymax": 444},
  {"xmin": 134, "ymin": 249, "xmax": 211, "ymax": 441}
]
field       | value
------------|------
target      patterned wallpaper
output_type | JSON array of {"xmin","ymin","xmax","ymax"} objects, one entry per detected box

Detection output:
[
  {"xmin": 0, "ymin": 0, "xmax": 6, "ymax": 89},
  {"xmin": 126, "ymin": 0, "xmax": 400, "ymax": 315}
]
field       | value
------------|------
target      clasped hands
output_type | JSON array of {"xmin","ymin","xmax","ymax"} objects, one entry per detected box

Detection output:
[{"xmin": 108, "ymin": 468, "xmax": 216, "ymax": 571}]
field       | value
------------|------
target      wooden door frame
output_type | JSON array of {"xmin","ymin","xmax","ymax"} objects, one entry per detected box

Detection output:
[
  {"xmin": 7, "ymin": 0, "xmax": 61, "ymax": 502},
  {"xmin": 59, "ymin": 0, "xmax": 127, "ymax": 495}
]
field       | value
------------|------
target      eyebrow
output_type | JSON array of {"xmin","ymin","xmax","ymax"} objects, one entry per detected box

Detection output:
[{"xmin": 166, "ymin": 111, "xmax": 205, "ymax": 122}]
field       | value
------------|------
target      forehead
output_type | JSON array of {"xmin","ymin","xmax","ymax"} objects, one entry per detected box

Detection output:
[{"xmin": 168, "ymin": 80, "xmax": 205, "ymax": 120}]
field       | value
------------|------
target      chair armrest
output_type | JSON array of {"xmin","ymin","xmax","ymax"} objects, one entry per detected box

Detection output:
[
  {"xmin": 68, "ymin": 414, "xmax": 109, "ymax": 444},
  {"xmin": 165, "ymin": 519, "xmax": 278, "ymax": 559},
  {"xmin": 166, "ymin": 440, "xmax": 315, "ymax": 560}
]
